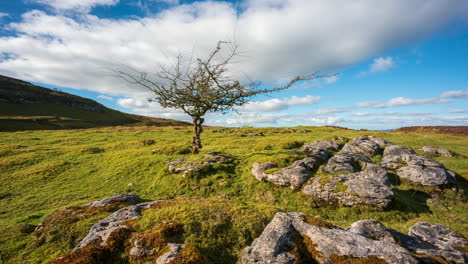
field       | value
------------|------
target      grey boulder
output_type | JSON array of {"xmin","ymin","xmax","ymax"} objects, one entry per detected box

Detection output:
[
  {"xmin": 341, "ymin": 136, "xmax": 393, "ymax": 157},
  {"xmin": 252, "ymin": 157, "xmax": 320, "ymax": 189},
  {"xmin": 242, "ymin": 212, "xmax": 418, "ymax": 264},
  {"xmin": 322, "ymin": 152, "xmax": 372, "ymax": 174},
  {"xmin": 421, "ymin": 146, "xmax": 454, "ymax": 157},
  {"xmin": 303, "ymin": 164, "xmax": 393, "ymax": 209}
]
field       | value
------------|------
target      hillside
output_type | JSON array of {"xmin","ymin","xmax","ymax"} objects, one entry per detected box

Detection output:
[
  {"xmin": 0, "ymin": 75, "xmax": 190, "ymax": 131},
  {"xmin": 0, "ymin": 126, "xmax": 466, "ymax": 263},
  {"xmin": 395, "ymin": 126, "xmax": 468, "ymax": 136}
]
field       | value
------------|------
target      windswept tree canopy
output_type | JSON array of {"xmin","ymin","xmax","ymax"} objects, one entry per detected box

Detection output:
[{"xmin": 113, "ymin": 41, "xmax": 331, "ymax": 153}]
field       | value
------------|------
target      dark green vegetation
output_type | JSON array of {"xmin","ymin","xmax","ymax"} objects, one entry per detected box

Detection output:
[
  {"xmin": 0, "ymin": 126, "xmax": 467, "ymax": 263},
  {"xmin": 0, "ymin": 75, "xmax": 190, "ymax": 131}
]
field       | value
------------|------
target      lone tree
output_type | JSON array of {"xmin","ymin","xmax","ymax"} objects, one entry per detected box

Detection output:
[{"xmin": 113, "ymin": 41, "xmax": 327, "ymax": 154}]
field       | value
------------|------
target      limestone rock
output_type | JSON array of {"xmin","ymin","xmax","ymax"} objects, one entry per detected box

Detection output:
[
  {"xmin": 74, "ymin": 200, "xmax": 164, "ymax": 251},
  {"xmin": 348, "ymin": 219, "xmax": 399, "ymax": 244},
  {"xmin": 242, "ymin": 212, "xmax": 418, "ymax": 264},
  {"xmin": 241, "ymin": 212, "xmax": 297, "ymax": 264},
  {"xmin": 303, "ymin": 164, "xmax": 393, "ymax": 209},
  {"xmin": 341, "ymin": 136, "xmax": 393, "ymax": 157},
  {"xmin": 155, "ymin": 243, "xmax": 186, "ymax": 264},
  {"xmin": 322, "ymin": 152, "xmax": 372, "ymax": 173},
  {"xmin": 383, "ymin": 145, "xmax": 417, "ymax": 157},
  {"xmin": 252, "ymin": 157, "xmax": 320, "ymax": 189},
  {"xmin": 381, "ymin": 145, "xmax": 456, "ymax": 186},
  {"xmin": 301, "ymin": 140, "xmax": 341, "ymax": 156},
  {"xmin": 397, "ymin": 166, "xmax": 456, "ymax": 186},
  {"xmin": 408, "ymin": 222, "xmax": 468, "ymax": 263},
  {"xmin": 82, "ymin": 194, "xmax": 141, "ymax": 207},
  {"xmin": 421, "ymin": 146, "xmax": 454, "ymax": 157}
]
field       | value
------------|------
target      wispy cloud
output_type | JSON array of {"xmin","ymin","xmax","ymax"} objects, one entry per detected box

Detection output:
[
  {"xmin": 357, "ymin": 97, "xmax": 450, "ymax": 108},
  {"xmin": 314, "ymin": 107, "xmax": 351, "ymax": 115},
  {"xmin": 97, "ymin": 95, "xmax": 114, "ymax": 101},
  {"xmin": 358, "ymin": 56, "xmax": 396, "ymax": 77},
  {"xmin": 240, "ymin": 95, "xmax": 320, "ymax": 112},
  {"xmin": 440, "ymin": 88, "xmax": 468, "ymax": 99},
  {"xmin": 351, "ymin": 111, "xmax": 431, "ymax": 117},
  {"xmin": 449, "ymin": 109, "xmax": 468, "ymax": 113},
  {"xmin": 31, "ymin": 0, "xmax": 119, "ymax": 13}
]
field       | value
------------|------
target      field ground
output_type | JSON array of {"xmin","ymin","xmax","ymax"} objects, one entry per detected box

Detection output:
[{"xmin": 0, "ymin": 126, "xmax": 467, "ymax": 263}]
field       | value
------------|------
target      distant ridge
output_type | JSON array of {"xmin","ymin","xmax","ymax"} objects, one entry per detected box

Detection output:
[
  {"xmin": 0, "ymin": 74, "xmax": 190, "ymax": 131},
  {"xmin": 395, "ymin": 126, "xmax": 468, "ymax": 136}
]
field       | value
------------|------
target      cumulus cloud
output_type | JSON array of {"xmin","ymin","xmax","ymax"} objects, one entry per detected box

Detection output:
[
  {"xmin": 305, "ymin": 117, "xmax": 345, "ymax": 125},
  {"xmin": 210, "ymin": 112, "xmax": 290, "ymax": 126},
  {"xmin": 0, "ymin": 12, "xmax": 9, "ymax": 19},
  {"xmin": 324, "ymin": 75, "xmax": 339, "ymax": 84},
  {"xmin": 97, "ymin": 94, "xmax": 113, "ymax": 101},
  {"xmin": 0, "ymin": 0, "xmax": 467, "ymax": 99},
  {"xmin": 358, "ymin": 56, "xmax": 395, "ymax": 77},
  {"xmin": 240, "ymin": 95, "xmax": 320, "ymax": 112},
  {"xmin": 31, "ymin": 0, "xmax": 119, "ymax": 12}
]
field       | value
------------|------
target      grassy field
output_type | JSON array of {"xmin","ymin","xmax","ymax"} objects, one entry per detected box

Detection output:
[{"xmin": 0, "ymin": 126, "xmax": 467, "ymax": 263}]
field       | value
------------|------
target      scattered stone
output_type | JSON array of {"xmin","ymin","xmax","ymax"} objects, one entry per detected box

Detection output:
[
  {"xmin": 301, "ymin": 140, "xmax": 341, "ymax": 160},
  {"xmin": 341, "ymin": 136, "xmax": 393, "ymax": 157},
  {"xmin": 252, "ymin": 157, "xmax": 321, "ymax": 190},
  {"xmin": 248, "ymin": 132, "xmax": 264, "ymax": 136},
  {"xmin": 383, "ymin": 145, "xmax": 417, "ymax": 157},
  {"xmin": 348, "ymin": 219, "xmax": 399, "ymax": 244},
  {"xmin": 421, "ymin": 146, "xmax": 454, "ymax": 157},
  {"xmin": 167, "ymin": 158, "xmax": 205, "ymax": 177},
  {"xmin": 81, "ymin": 194, "xmax": 141, "ymax": 208},
  {"xmin": 322, "ymin": 152, "xmax": 372, "ymax": 173},
  {"xmin": 303, "ymin": 164, "xmax": 393, "ymax": 209},
  {"xmin": 74, "ymin": 200, "xmax": 164, "ymax": 251},
  {"xmin": 155, "ymin": 243, "xmax": 186, "ymax": 264},
  {"xmin": 204, "ymin": 152, "xmax": 235, "ymax": 164},
  {"xmin": 242, "ymin": 212, "xmax": 418, "ymax": 264},
  {"xmin": 381, "ymin": 146, "xmax": 456, "ymax": 186},
  {"xmin": 216, "ymin": 194, "xmax": 230, "ymax": 200}
]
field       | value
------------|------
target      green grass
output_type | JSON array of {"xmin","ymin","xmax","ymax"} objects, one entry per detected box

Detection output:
[{"xmin": 0, "ymin": 126, "xmax": 467, "ymax": 263}]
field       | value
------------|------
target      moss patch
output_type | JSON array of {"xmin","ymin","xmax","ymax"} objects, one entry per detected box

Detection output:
[
  {"xmin": 299, "ymin": 215, "xmax": 334, "ymax": 229},
  {"xmin": 329, "ymin": 254, "xmax": 390, "ymax": 264}
]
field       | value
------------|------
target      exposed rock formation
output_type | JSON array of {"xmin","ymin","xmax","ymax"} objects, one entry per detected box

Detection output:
[
  {"xmin": 322, "ymin": 152, "xmax": 372, "ymax": 173},
  {"xmin": 341, "ymin": 136, "xmax": 393, "ymax": 157},
  {"xmin": 81, "ymin": 194, "xmax": 141, "ymax": 207},
  {"xmin": 421, "ymin": 146, "xmax": 454, "ymax": 157},
  {"xmin": 303, "ymin": 164, "xmax": 394, "ymax": 209},
  {"xmin": 155, "ymin": 243, "xmax": 186, "ymax": 264},
  {"xmin": 168, "ymin": 153, "xmax": 235, "ymax": 177},
  {"xmin": 243, "ymin": 213, "xmax": 467, "ymax": 264},
  {"xmin": 252, "ymin": 157, "xmax": 321, "ymax": 189},
  {"xmin": 74, "ymin": 199, "xmax": 164, "ymax": 251},
  {"xmin": 242, "ymin": 212, "xmax": 418, "ymax": 264},
  {"xmin": 382, "ymin": 145, "xmax": 456, "ymax": 186},
  {"xmin": 300, "ymin": 140, "xmax": 342, "ymax": 160}
]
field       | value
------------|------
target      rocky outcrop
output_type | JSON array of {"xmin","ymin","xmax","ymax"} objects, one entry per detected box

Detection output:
[
  {"xmin": 242, "ymin": 212, "xmax": 418, "ymax": 264},
  {"xmin": 348, "ymin": 220, "xmax": 468, "ymax": 263},
  {"xmin": 341, "ymin": 136, "xmax": 393, "ymax": 157},
  {"xmin": 243, "ymin": 213, "xmax": 467, "ymax": 264},
  {"xmin": 381, "ymin": 145, "xmax": 456, "ymax": 186},
  {"xmin": 252, "ymin": 157, "xmax": 321, "ymax": 189},
  {"xmin": 81, "ymin": 194, "xmax": 141, "ymax": 207},
  {"xmin": 421, "ymin": 146, "xmax": 454, "ymax": 157},
  {"xmin": 168, "ymin": 153, "xmax": 235, "ymax": 177},
  {"xmin": 155, "ymin": 243, "xmax": 186, "ymax": 264},
  {"xmin": 303, "ymin": 164, "xmax": 393, "ymax": 209},
  {"xmin": 322, "ymin": 152, "xmax": 372, "ymax": 173},
  {"xmin": 74, "ymin": 200, "xmax": 164, "ymax": 251},
  {"xmin": 300, "ymin": 140, "xmax": 341, "ymax": 160}
]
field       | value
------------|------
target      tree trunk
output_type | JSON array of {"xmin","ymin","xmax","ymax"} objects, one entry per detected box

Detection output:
[{"xmin": 191, "ymin": 116, "xmax": 204, "ymax": 154}]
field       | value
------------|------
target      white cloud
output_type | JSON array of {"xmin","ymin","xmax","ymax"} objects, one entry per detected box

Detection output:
[
  {"xmin": 352, "ymin": 111, "xmax": 430, "ymax": 117},
  {"xmin": 0, "ymin": 0, "xmax": 467, "ymax": 99},
  {"xmin": 357, "ymin": 96, "xmax": 450, "ymax": 108},
  {"xmin": 97, "ymin": 94, "xmax": 113, "ymax": 101},
  {"xmin": 314, "ymin": 107, "xmax": 350, "ymax": 115},
  {"xmin": 240, "ymin": 95, "xmax": 320, "ymax": 112},
  {"xmin": 305, "ymin": 117, "xmax": 345, "ymax": 125},
  {"xmin": 210, "ymin": 112, "xmax": 290, "ymax": 126},
  {"xmin": 440, "ymin": 88, "xmax": 468, "ymax": 99},
  {"xmin": 324, "ymin": 75, "xmax": 339, "ymax": 84},
  {"xmin": 370, "ymin": 57, "xmax": 395, "ymax": 72},
  {"xmin": 117, "ymin": 97, "xmax": 151, "ymax": 109},
  {"xmin": 0, "ymin": 12, "xmax": 9, "ymax": 19},
  {"xmin": 32, "ymin": 0, "xmax": 119, "ymax": 12},
  {"xmin": 358, "ymin": 56, "xmax": 395, "ymax": 77},
  {"xmin": 449, "ymin": 109, "xmax": 468, "ymax": 113}
]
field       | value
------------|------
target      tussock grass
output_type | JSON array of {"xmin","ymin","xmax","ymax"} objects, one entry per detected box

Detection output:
[{"xmin": 0, "ymin": 126, "xmax": 467, "ymax": 263}]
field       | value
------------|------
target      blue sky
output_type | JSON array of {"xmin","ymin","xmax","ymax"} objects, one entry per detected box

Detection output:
[{"xmin": 0, "ymin": 0, "xmax": 467, "ymax": 129}]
